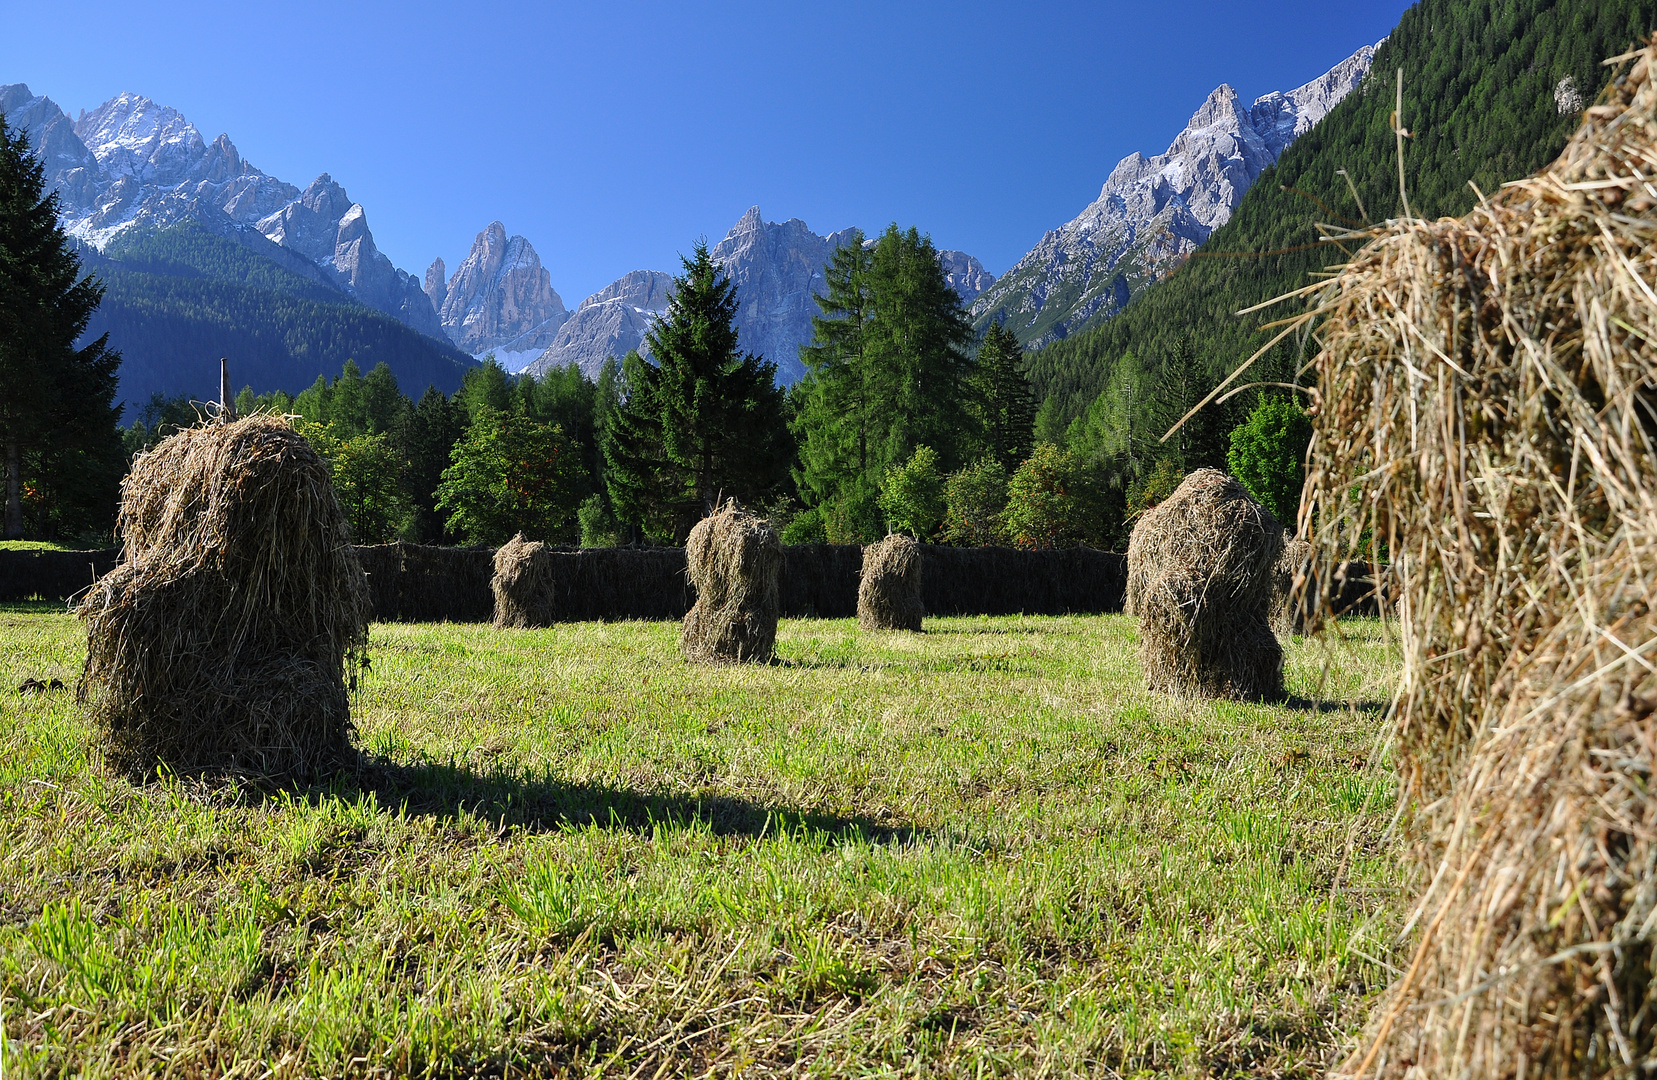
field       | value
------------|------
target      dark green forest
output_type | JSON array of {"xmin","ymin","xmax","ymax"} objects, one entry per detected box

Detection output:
[
  {"xmin": 1028, "ymin": 0, "xmax": 1657, "ymax": 482},
  {"xmin": 77, "ymin": 222, "xmax": 475, "ymax": 410}
]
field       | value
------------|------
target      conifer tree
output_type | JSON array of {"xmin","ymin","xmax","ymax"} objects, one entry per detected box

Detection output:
[
  {"xmin": 605, "ymin": 243, "xmax": 790, "ymax": 541},
  {"xmin": 0, "ymin": 115, "xmax": 122, "ymax": 540},
  {"xmin": 974, "ymin": 320, "xmax": 1036, "ymax": 472}
]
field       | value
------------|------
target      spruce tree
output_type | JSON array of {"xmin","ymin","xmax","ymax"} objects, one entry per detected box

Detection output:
[
  {"xmin": 0, "ymin": 115, "xmax": 121, "ymax": 540},
  {"xmin": 975, "ymin": 320, "xmax": 1036, "ymax": 472},
  {"xmin": 606, "ymin": 243, "xmax": 790, "ymax": 541}
]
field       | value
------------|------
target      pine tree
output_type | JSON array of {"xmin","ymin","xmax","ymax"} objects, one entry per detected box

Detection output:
[
  {"xmin": 606, "ymin": 243, "xmax": 790, "ymax": 541},
  {"xmin": 0, "ymin": 115, "xmax": 122, "ymax": 540},
  {"xmin": 794, "ymin": 230, "xmax": 874, "ymax": 504},
  {"xmin": 397, "ymin": 386, "xmax": 467, "ymax": 544},
  {"xmin": 975, "ymin": 321, "xmax": 1036, "ymax": 472}
]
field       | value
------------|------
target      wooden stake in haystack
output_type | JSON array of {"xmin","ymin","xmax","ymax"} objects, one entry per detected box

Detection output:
[
  {"xmin": 681, "ymin": 500, "xmax": 782, "ymax": 663},
  {"xmin": 1125, "ymin": 468, "xmax": 1284, "ymax": 701},
  {"xmin": 78, "ymin": 415, "xmax": 369, "ymax": 779},
  {"xmin": 1287, "ymin": 41, "xmax": 1657, "ymax": 1079},
  {"xmin": 858, "ymin": 533, "xmax": 924, "ymax": 632}
]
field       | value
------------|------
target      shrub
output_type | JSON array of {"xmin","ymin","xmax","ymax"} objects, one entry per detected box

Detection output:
[
  {"xmin": 942, "ymin": 456, "xmax": 1010, "ymax": 545},
  {"xmin": 1002, "ymin": 444, "xmax": 1083, "ymax": 549},
  {"xmin": 1226, "ymin": 394, "xmax": 1312, "ymax": 526},
  {"xmin": 578, "ymin": 494, "xmax": 620, "ymax": 548},
  {"xmin": 780, "ymin": 504, "xmax": 829, "ymax": 544},
  {"xmin": 877, "ymin": 445, "xmax": 945, "ymax": 538},
  {"xmin": 1126, "ymin": 458, "xmax": 1184, "ymax": 520}
]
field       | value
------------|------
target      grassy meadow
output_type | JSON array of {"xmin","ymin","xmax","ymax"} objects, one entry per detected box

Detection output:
[{"xmin": 0, "ymin": 607, "xmax": 1404, "ymax": 1077}]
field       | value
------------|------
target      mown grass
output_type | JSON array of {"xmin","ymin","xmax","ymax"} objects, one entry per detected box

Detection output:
[{"xmin": 0, "ymin": 609, "xmax": 1404, "ymax": 1078}]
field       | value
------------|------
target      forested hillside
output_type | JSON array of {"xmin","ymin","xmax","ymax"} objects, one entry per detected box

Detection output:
[
  {"xmin": 77, "ymin": 223, "xmax": 475, "ymax": 409},
  {"xmin": 1029, "ymin": 0, "xmax": 1657, "ymax": 473}
]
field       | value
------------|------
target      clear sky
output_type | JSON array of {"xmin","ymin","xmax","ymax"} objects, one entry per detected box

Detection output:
[{"xmin": 3, "ymin": 1, "xmax": 1411, "ymax": 303}]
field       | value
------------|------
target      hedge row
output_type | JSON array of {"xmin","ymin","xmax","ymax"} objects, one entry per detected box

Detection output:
[{"xmin": 0, "ymin": 543, "xmax": 1128, "ymax": 620}]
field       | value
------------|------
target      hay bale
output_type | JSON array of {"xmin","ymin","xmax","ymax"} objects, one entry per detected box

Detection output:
[
  {"xmin": 77, "ymin": 415, "xmax": 368, "ymax": 779},
  {"xmin": 1126, "ymin": 468, "xmax": 1282, "ymax": 700},
  {"xmin": 491, "ymin": 533, "xmax": 557, "ymax": 628},
  {"xmin": 1295, "ymin": 42, "xmax": 1657, "ymax": 1078},
  {"xmin": 1267, "ymin": 537, "xmax": 1313, "ymax": 637},
  {"xmin": 858, "ymin": 534, "xmax": 924, "ymax": 631},
  {"xmin": 681, "ymin": 501, "xmax": 782, "ymax": 663}
]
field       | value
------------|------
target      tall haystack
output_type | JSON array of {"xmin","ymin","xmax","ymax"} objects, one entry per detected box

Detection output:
[
  {"xmin": 1293, "ymin": 42, "xmax": 1657, "ymax": 1079},
  {"xmin": 858, "ymin": 534, "xmax": 924, "ymax": 631},
  {"xmin": 1126, "ymin": 468, "xmax": 1283, "ymax": 700},
  {"xmin": 682, "ymin": 501, "xmax": 782, "ymax": 663},
  {"xmin": 1268, "ymin": 536, "xmax": 1312, "ymax": 637},
  {"xmin": 491, "ymin": 533, "xmax": 557, "ymax": 629},
  {"xmin": 78, "ymin": 415, "xmax": 369, "ymax": 779}
]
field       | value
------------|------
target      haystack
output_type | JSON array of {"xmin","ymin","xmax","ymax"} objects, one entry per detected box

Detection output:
[
  {"xmin": 1267, "ymin": 536, "xmax": 1312, "ymax": 637},
  {"xmin": 491, "ymin": 533, "xmax": 558, "ymax": 628},
  {"xmin": 858, "ymin": 534, "xmax": 924, "ymax": 631},
  {"xmin": 681, "ymin": 501, "xmax": 782, "ymax": 663},
  {"xmin": 1126, "ymin": 468, "xmax": 1282, "ymax": 700},
  {"xmin": 78, "ymin": 415, "xmax": 369, "ymax": 779},
  {"xmin": 1289, "ymin": 41, "xmax": 1657, "ymax": 1078}
]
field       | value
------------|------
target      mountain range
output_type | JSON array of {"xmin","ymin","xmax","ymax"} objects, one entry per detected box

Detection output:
[
  {"xmin": 3, "ymin": 35, "xmax": 1372, "ymax": 404},
  {"xmin": 972, "ymin": 42, "xmax": 1378, "ymax": 346}
]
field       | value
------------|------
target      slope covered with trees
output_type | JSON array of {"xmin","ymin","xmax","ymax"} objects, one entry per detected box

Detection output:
[
  {"xmin": 75, "ymin": 223, "xmax": 475, "ymax": 410},
  {"xmin": 1031, "ymin": 0, "xmax": 1657, "ymax": 488}
]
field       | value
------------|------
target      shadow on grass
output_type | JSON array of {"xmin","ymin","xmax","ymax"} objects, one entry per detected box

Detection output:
[
  {"xmin": 286, "ymin": 755, "xmax": 927, "ymax": 846},
  {"xmin": 1281, "ymin": 695, "xmax": 1389, "ymax": 715}
]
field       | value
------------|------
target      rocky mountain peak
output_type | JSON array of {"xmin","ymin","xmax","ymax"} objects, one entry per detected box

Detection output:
[
  {"xmin": 425, "ymin": 257, "xmax": 448, "ymax": 313},
  {"xmin": 972, "ymin": 40, "xmax": 1380, "ymax": 347},
  {"xmin": 434, "ymin": 222, "xmax": 567, "ymax": 358}
]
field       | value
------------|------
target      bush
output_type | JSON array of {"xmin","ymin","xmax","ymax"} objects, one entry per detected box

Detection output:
[
  {"xmin": 436, "ymin": 407, "xmax": 586, "ymax": 545},
  {"xmin": 780, "ymin": 504, "xmax": 829, "ymax": 544},
  {"xmin": 877, "ymin": 445, "xmax": 945, "ymax": 538},
  {"xmin": 578, "ymin": 494, "xmax": 620, "ymax": 547},
  {"xmin": 1226, "ymin": 394, "xmax": 1312, "ymax": 526},
  {"xmin": 943, "ymin": 456, "xmax": 1010, "ymax": 545},
  {"xmin": 1002, "ymin": 444, "xmax": 1084, "ymax": 549}
]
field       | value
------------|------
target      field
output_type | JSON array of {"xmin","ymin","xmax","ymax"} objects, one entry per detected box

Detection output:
[{"xmin": 1, "ymin": 607, "xmax": 1404, "ymax": 1078}]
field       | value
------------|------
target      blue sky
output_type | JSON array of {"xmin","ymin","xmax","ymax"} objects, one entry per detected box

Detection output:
[{"xmin": 3, "ymin": 1, "xmax": 1410, "ymax": 302}]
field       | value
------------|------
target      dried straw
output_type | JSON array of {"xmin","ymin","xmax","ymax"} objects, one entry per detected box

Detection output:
[
  {"xmin": 1268, "ymin": 536, "xmax": 1313, "ymax": 637},
  {"xmin": 681, "ymin": 500, "xmax": 782, "ymax": 663},
  {"xmin": 1126, "ymin": 468, "xmax": 1284, "ymax": 700},
  {"xmin": 1283, "ymin": 41, "xmax": 1657, "ymax": 1078},
  {"xmin": 858, "ymin": 533, "xmax": 924, "ymax": 632},
  {"xmin": 78, "ymin": 415, "xmax": 369, "ymax": 779},
  {"xmin": 491, "ymin": 533, "xmax": 557, "ymax": 629}
]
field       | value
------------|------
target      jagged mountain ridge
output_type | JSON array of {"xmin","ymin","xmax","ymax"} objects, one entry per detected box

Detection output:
[
  {"xmin": 0, "ymin": 84, "xmax": 443, "ymax": 339},
  {"xmin": 972, "ymin": 42, "xmax": 1378, "ymax": 347},
  {"xmin": 522, "ymin": 207, "xmax": 994, "ymax": 383},
  {"xmin": 425, "ymin": 221, "xmax": 569, "ymax": 359}
]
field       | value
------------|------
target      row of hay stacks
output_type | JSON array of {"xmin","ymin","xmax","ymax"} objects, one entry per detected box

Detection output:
[
  {"xmin": 1291, "ymin": 41, "xmax": 1657, "ymax": 1078},
  {"xmin": 489, "ymin": 505, "xmax": 928, "ymax": 659},
  {"xmin": 78, "ymin": 415, "xmax": 369, "ymax": 779}
]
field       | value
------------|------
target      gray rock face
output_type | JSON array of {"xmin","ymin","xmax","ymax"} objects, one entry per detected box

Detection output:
[
  {"xmin": 527, "ymin": 207, "xmax": 992, "ymax": 382},
  {"xmin": 434, "ymin": 222, "xmax": 568, "ymax": 355},
  {"xmin": 0, "ymin": 84, "xmax": 441, "ymax": 338},
  {"xmin": 972, "ymin": 42, "xmax": 1377, "ymax": 346},
  {"xmin": 525, "ymin": 270, "xmax": 675, "ymax": 378},
  {"xmin": 424, "ymin": 257, "xmax": 448, "ymax": 314}
]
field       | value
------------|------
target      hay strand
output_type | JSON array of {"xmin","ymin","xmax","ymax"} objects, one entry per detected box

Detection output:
[
  {"xmin": 491, "ymin": 534, "xmax": 557, "ymax": 629},
  {"xmin": 78, "ymin": 415, "xmax": 368, "ymax": 780},
  {"xmin": 858, "ymin": 534, "xmax": 924, "ymax": 632},
  {"xmin": 1126, "ymin": 468, "xmax": 1284, "ymax": 701},
  {"xmin": 681, "ymin": 501, "xmax": 782, "ymax": 663},
  {"xmin": 1292, "ymin": 40, "xmax": 1657, "ymax": 1078}
]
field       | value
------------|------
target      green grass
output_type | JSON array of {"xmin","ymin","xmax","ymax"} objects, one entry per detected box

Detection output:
[
  {"xmin": 0, "ymin": 612, "xmax": 1404, "ymax": 1078},
  {"xmin": 0, "ymin": 540, "xmax": 77, "ymax": 552}
]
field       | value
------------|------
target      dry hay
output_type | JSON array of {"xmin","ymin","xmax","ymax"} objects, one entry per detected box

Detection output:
[
  {"xmin": 1125, "ymin": 468, "xmax": 1283, "ymax": 701},
  {"xmin": 78, "ymin": 415, "xmax": 369, "ymax": 779},
  {"xmin": 858, "ymin": 534, "xmax": 924, "ymax": 631},
  {"xmin": 491, "ymin": 533, "xmax": 558, "ymax": 628},
  {"xmin": 1268, "ymin": 536, "xmax": 1313, "ymax": 637},
  {"xmin": 1286, "ymin": 41, "xmax": 1657, "ymax": 1079},
  {"xmin": 681, "ymin": 501, "xmax": 782, "ymax": 663}
]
